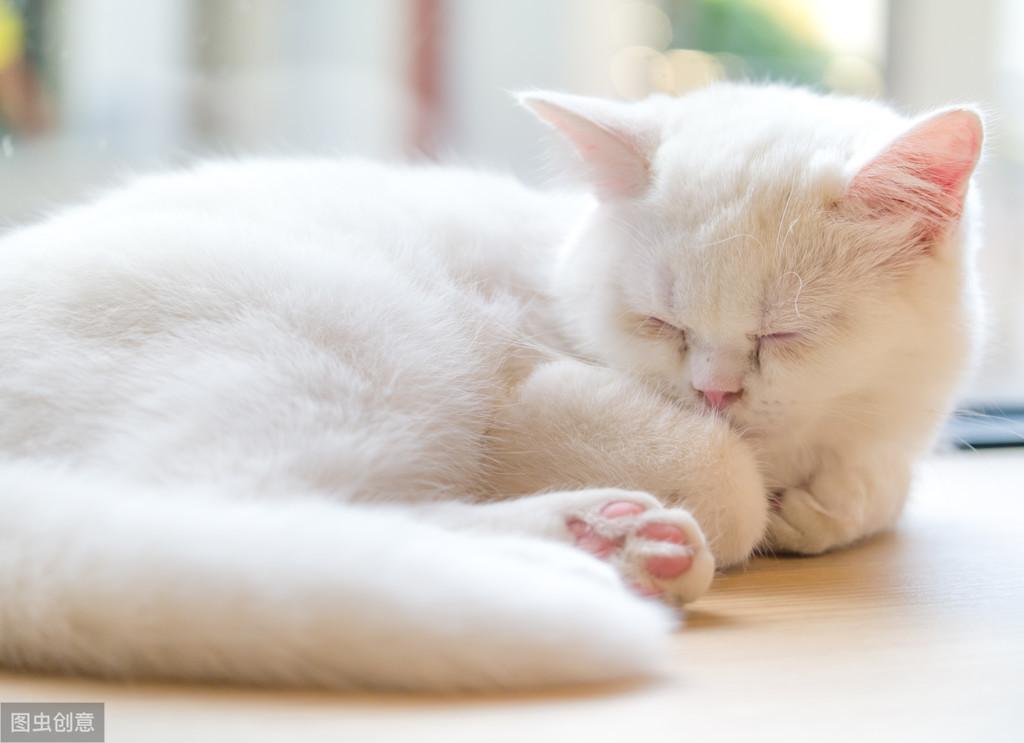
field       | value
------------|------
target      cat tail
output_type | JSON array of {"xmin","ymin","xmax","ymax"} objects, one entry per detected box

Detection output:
[{"xmin": 0, "ymin": 462, "xmax": 675, "ymax": 691}]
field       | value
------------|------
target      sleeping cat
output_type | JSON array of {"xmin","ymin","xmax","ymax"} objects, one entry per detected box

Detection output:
[{"xmin": 0, "ymin": 83, "xmax": 983, "ymax": 691}]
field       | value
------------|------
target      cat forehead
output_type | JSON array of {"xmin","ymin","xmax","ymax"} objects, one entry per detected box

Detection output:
[
  {"xmin": 638, "ymin": 168, "xmax": 834, "ymax": 282},
  {"xmin": 625, "ymin": 192, "xmax": 840, "ymax": 328},
  {"xmin": 652, "ymin": 126, "xmax": 849, "ymax": 217},
  {"xmin": 649, "ymin": 84, "xmax": 906, "ymax": 204},
  {"xmin": 656, "ymin": 243, "xmax": 835, "ymax": 336}
]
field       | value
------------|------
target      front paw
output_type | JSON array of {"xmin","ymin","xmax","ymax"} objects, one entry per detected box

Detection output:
[{"xmin": 765, "ymin": 487, "xmax": 858, "ymax": 555}]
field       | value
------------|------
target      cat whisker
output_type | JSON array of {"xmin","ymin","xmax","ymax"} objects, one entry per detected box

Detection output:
[{"xmin": 774, "ymin": 173, "xmax": 800, "ymax": 256}]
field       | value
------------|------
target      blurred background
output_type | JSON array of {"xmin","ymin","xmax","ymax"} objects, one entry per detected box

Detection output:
[{"xmin": 0, "ymin": 0, "xmax": 1020, "ymax": 419}]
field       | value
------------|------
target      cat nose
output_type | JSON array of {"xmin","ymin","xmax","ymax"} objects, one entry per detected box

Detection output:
[{"xmin": 695, "ymin": 387, "xmax": 742, "ymax": 411}]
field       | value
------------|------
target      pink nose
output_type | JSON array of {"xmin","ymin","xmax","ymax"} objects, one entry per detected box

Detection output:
[{"xmin": 697, "ymin": 388, "xmax": 742, "ymax": 411}]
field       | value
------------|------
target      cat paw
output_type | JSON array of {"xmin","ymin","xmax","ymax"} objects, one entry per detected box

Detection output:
[
  {"xmin": 766, "ymin": 487, "xmax": 857, "ymax": 555},
  {"xmin": 563, "ymin": 490, "xmax": 715, "ymax": 605}
]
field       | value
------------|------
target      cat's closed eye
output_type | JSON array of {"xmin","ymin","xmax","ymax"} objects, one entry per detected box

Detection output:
[
  {"xmin": 758, "ymin": 331, "xmax": 801, "ymax": 343},
  {"xmin": 638, "ymin": 316, "xmax": 685, "ymax": 339}
]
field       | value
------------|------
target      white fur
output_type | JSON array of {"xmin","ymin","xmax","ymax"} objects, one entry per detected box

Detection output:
[
  {"xmin": 0, "ymin": 84, "xmax": 982, "ymax": 690},
  {"xmin": 533, "ymin": 85, "xmax": 984, "ymax": 553}
]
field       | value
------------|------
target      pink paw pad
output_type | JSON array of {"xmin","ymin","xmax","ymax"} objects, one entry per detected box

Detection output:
[
  {"xmin": 644, "ymin": 553, "xmax": 694, "ymax": 579},
  {"xmin": 638, "ymin": 522, "xmax": 692, "ymax": 579},
  {"xmin": 567, "ymin": 501, "xmax": 646, "ymax": 557},
  {"xmin": 599, "ymin": 501, "xmax": 647, "ymax": 518},
  {"xmin": 637, "ymin": 522, "xmax": 687, "ymax": 544},
  {"xmin": 566, "ymin": 519, "xmax": 619, "ymax": 558}
]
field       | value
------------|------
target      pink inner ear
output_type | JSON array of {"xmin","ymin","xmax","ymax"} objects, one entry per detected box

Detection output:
[
  {"xmin": 846, "ymin": 109, "xmax": 983, "ymax": 230},
  {"xmin": 525, "ymin": 98, "xmax": 652, "ymax": 201}
]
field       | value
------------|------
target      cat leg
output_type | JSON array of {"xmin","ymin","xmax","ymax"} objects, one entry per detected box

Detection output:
[
  {"xmin": 413, "ymin": 488, "xmax": 714, "ymax": 605},
  {"xmin": 483, "ymin": 360, "xmax": 769, "ymax": 569}
]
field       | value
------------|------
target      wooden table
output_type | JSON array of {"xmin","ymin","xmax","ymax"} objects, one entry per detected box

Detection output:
[{"xmin": 2, "ymin": 451, "xmax": 1021, "ymax": 742}]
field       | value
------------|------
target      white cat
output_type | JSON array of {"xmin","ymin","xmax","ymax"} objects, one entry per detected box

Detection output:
[{"xmin": 0, "ymin": 83, "xmax": 983, "ymax": 691}]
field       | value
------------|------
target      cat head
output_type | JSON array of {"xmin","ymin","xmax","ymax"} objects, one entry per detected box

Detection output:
[{"xmin": 522, "ymin": 84, "xmax": 983, "ymax": 436}]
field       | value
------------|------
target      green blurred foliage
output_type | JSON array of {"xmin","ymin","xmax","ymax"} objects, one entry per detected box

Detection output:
[{"xmin": 671, "ymin": 0, "xmax": 829, "ymax": 87}]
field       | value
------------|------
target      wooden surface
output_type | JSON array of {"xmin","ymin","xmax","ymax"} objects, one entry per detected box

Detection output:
[{"xmin": 2, "ymin": 450, "xmax": 1022, "ymax": 742}]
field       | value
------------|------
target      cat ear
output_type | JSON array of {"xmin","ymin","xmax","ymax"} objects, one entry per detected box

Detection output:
[
  {"xmin": 519, "ymin": 91, "xmax": 660, "ymax": 201},
  {"xmin": 843, "ymin": 107, "xmax": 984, "ymax": 243}
]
